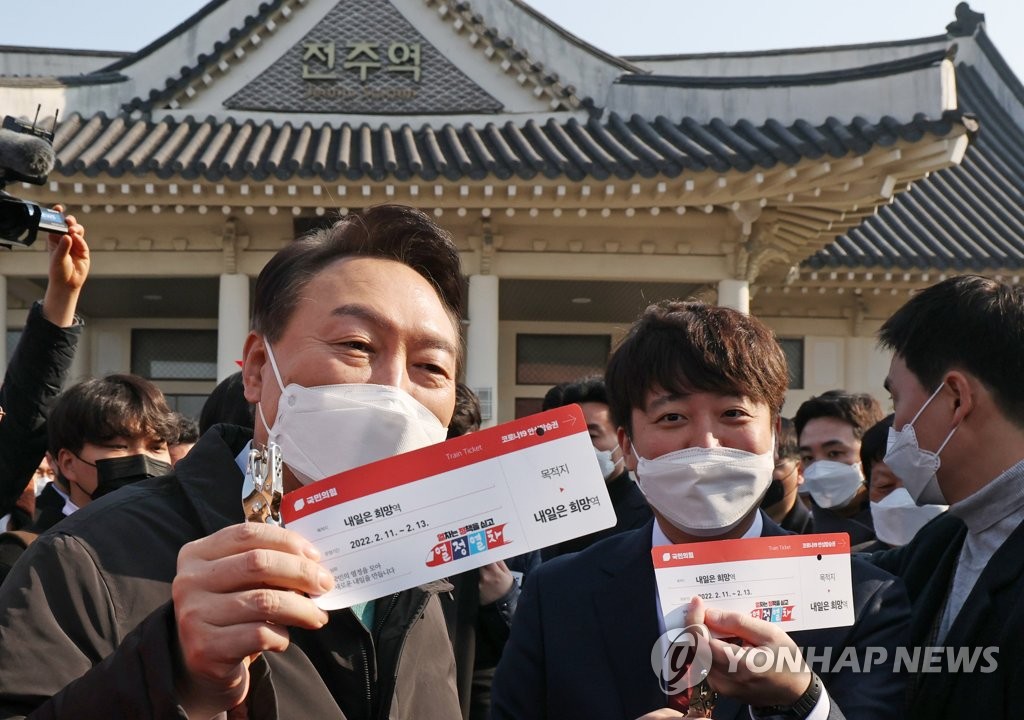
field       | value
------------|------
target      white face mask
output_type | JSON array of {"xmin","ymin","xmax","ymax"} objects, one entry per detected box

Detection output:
[
  {"xmin": 634, "ymin": 443, "xmax": 774, "ymax": 537},
  {"xmin": 883, "ymin": 384, "xmax": 957, "ymax": 506},
  {"xmin": 870, "ymin": 487, "xmax": 947, "ymax": 546},
  {"xmin": 257, "ymin": 342, "xmax": 448, "ymax": 485},
  {"xmin": 802, "ymin": 460, "xmax": 864, "ymax": 509},
  {"xmin": 595, "ymin": 447, "xmax": 621, "ymax": 481}
]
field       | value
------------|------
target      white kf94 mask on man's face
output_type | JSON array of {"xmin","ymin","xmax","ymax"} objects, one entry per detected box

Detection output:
[
  {"xmin": 802, "ymin": 460, "xmax": 864, "ymax": 509},
  {"xmin": 257, "ymin": 342, "xmax": 448, "ymax": 485},
  {"xmin": 634, "ymin": 443, "xmax": 774, "ymax": 536}
]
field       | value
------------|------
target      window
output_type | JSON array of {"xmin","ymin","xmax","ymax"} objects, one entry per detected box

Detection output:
[
  {"xmin": 778, "ymin": 338, "xmax": 805, "ymax": 390},
  {"xmin": 131, "ymin": 329, "xmax": 217, "ymax": 381},
  {"xmin": 516, "ymin": 334, "xmax": 611, "ymax": 386},
  {"xmin": 164, "ymin": 394, "xmax": 209, "ymax": 420}
]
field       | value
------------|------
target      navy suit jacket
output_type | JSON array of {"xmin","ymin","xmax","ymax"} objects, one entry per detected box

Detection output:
[
  {"xmin": 492, "ymin": 514, "xmax": 910, "ymax": 720},
  {"xmin": 871, "ymin": 513, "xmax": 1024, "ymax": 719}
]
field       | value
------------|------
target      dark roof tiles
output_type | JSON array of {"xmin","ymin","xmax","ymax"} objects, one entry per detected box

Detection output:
[
  {"xmin": 47, "ymin": 110, "xmax": 961, "ymax": 185},
  {"xmin": 807, "ymin": 60, "xmax": 1024, "ymax": 271}
]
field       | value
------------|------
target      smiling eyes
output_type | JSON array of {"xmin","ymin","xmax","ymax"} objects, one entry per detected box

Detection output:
[
  {"xmin": 334, "ymin": 339, "xmax": 452, "ymax": 380},
  {"xmin": 655, "ymin": 408, "xmax": 752, "ymax": 424}
]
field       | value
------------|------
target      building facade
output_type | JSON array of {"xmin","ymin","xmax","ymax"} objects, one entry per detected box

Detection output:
[{"xmin": 1, "ymin": 0, "xmax": 1019, "ymax": 422}]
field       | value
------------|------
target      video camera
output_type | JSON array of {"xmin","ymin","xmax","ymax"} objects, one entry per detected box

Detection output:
[{"xmin": 0, "ymin": 107, "xmax": 67, "ymax": 249}]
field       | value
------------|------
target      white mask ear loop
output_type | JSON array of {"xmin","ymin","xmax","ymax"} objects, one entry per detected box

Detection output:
[
  {"xmin": 909, "ymin": 382, "xmax": 960, "ymax": 455},
  {"xmin": 257, "ymin": 340, "xmax": 288, "ymax": 435},
  {"xmin": 264, "ymin": 341, "xmax": 287, "ymax": 393},
  {"xmin": 909, "ymin": 383, "xmax": 946, "ymax": 427}
]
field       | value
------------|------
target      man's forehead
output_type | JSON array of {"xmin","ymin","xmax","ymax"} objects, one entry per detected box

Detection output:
[
  {"xmin": 298, "ymin": 258, "xmax": 459, "ymax": 344},
  {"xmin": 798, "ymin": 416, "xmax": 858, "ymax": 444},
  {"xmin": 641, "ymin": 386, "xmax": 749, "ymax": 410}
]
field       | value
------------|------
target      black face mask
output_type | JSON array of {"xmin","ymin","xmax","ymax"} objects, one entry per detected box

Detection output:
[
  {"xmin": 91, "ymin": 454, "xmax": 172, "ymax": 499},
  {"xmin": 760, "ymin": 479, "xmax": 787, "ymax": 508}
]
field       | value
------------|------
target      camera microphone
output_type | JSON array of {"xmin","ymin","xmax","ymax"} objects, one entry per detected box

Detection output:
[
  {"xmin": 0, "ymin": 111, "xmax": 66, "ymax": 249},
  {"xmin": 0, "ymin": 127, "xmax": 56, "ymax": 183}
]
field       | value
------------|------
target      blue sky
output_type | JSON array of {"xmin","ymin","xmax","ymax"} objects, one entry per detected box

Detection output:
[{"xmin": 3, "ymin": 1, "xmax": 1022, "ymax": 77}]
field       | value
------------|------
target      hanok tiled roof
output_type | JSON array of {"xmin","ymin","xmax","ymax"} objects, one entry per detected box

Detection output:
[
  {"xmin": 49, "ymin": 110, "xmax": 963, "ymax": 183},
  {"xmin": 807, "ymin": 32, "xmax": 1024, "ymax": 271}
]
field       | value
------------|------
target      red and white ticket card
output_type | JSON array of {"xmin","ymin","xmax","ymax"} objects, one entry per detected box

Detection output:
[
  {"xmin": 283, "ymin": 404, "xmax": 616, "ymax": 609},
  {"xmin": 652, "ymin": 533, "xmax": 855, "ymax": 633}
]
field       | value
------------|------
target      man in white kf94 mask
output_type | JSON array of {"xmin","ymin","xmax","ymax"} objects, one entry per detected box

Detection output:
[
  {"xmin": 869, "ymin": 275, "xmax": 1024, "ymax": 720},
  {"xmin": 493, "ymin": 300, "xmax": 910, "ymax": 720},
  {"xmin": 539, "ymin": 377, "xmax": 652, "ymax": 560},
  {"xmin": 0, "ymin": 205, "xmax": 465, "ymax": 720},
  {"xmin": 858, "ymin": 415, "xmax": 946, "ymax": 551},
  {"xmin": 794, "ymin": 391, "xmax": 884, "ymax": 550}
]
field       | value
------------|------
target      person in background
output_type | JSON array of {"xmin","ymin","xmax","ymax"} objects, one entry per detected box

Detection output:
[
  {"xmin": 32, "ymin": 455, "xmax": 56, "ymax": 496},
  {"xmin": 168, "ymin": 412, "xmax": 200, "ymax": 465},
  {"xmin": 540, "ymin": 382, "xmax": 568, "ymax": 414},
  {"xmin": 0, "ymin": 374, "xmax": 177, "ymax": 584},
  {"xmin": 0, "ymin": 456, "xmax": 54, "ymax": 532},
  {"xmin": 862, "ymin": 415, "xmax": 947, "ymax": 550},
  {"xmin": 760, "ymin": 416, "xmax": 813, "ymax": 533},
  {"xmin": 0, "ymin": 206, "xmax": 88, "ymax": 519},
  {"xmin": 795, "ymin": 390, "xmax": 884, "ymax": 550},
  {"xmin": 539, "ymin": 376, "xmax": 652, "ymax": 560},
  {"xmin": 198, "ymin": 370, "xmax": 253, "ymax": 434}
]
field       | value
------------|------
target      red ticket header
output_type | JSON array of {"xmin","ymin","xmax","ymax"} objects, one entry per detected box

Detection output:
[
  {"xmin": 652, "ymin": 532, "xmax": 851, "ymax": 569},
  {"xmin": 282, "ymin": 404, "xmax": 588, "ymax": 522}
]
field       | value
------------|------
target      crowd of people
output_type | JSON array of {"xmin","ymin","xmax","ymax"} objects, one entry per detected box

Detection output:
[{"xmin": 0, "ymin": 203, "xmax": 1020, "ymax": 719}]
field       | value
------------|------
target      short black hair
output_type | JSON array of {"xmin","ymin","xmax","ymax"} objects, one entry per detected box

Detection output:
[
  {"xmin": 199, "ymin": 371, "xmax": 253, "ymax": 434},
  {"xmin": 860, "ymin": 414, "xmax": 895, "ymax": 486},
  {"xmin": 606, "ymin": 301, "xmax": 788, "ymax": 434},
  {"xmin": 540, "ymin": 383, "xmax": 569, "ymax": 412},
  {"xmin": 543, "ymin": 376, "xmax": 608, "ymax": 411},
  {"xmin": 447, "ymin": 383, "xmax": 482, "ymax": 439},
  {"xmin": 879, "ymin": 275, "xmax": 1024, "ymax": 426},
  {"xmin": 49, "ymin": 374, "xmax": 177, "ymax": 459},
  {"xmin": 170, "ymin": 413, "xmax": 200, "ymax": 445},
  {"xmin": 793, "ymin": 390, "xmax": 884, "ymax": 442},
  {"xmin": 252, "ymin": 205, "xmax": 464, "ymax": 345},
  {"xmin": 777, "ymin": 417, "xmax": 799, "ymax": 461}
]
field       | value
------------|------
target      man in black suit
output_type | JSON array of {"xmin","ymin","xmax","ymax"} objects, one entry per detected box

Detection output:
[
  {"xmin": 871, "ymin": 275, "xmax": 1024, "ymax": 719},
  {"xmin": 492, "ymin": 300, "xmax": 910, "ymax": 720}
]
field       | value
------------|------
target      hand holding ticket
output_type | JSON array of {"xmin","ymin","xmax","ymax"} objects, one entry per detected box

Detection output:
[
  {"xmin": 282, "ymin": 405, "xmax": 616, "ymax": 609},
  {"xmin": 650, "ymin": 534, "xmax": 853, "ymax": 712},
  {"xmin": 653, "ymin": 533, "xmax": 855, "ymax": 634}
]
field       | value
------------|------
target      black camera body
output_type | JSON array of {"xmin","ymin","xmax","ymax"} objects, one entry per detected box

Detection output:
[{"xmin": 0, "ymin": 112, "xmax": 68, "ymax": 249}]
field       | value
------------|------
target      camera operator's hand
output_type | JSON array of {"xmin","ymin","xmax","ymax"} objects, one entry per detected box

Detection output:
[{"xmin": 42, "ymin": 205, "xmax": 88, "ymax": 328}]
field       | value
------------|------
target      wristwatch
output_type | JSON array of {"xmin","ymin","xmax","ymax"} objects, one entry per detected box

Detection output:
[{"xmin": 751, "ymin": 672, "xmax": 823, "ymax": 719}]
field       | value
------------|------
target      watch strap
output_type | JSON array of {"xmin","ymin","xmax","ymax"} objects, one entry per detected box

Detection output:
[{"xmin": 751, "ymin": 672, "xmax": 823, "ymax": 719}]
